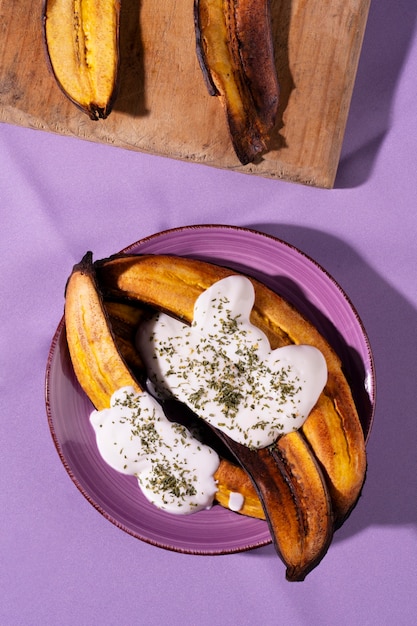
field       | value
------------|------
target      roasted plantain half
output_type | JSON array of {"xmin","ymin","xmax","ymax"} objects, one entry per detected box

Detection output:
[
  {"xmin": 43, "ymin": 0, "xmax": 121, "ymax": 119},
  {"xmin": 194, "ymin": 0, "xmax": 279, "ymax": 164}
]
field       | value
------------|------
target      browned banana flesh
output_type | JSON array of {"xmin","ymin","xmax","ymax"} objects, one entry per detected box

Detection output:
[
  {"xmin": 275, "ymin": 433, "xmax": 333, "ymax": 580},
  {"xmin": 170, "ymin": 393, "xmax": 333, "ymax": 580},
  {"xmin": 194, "ymin": 0, "xmax": 279, "ymax": 164},
  {"xmin": 43, "ymin": 0, "xmax": 120, "ymax": 120},
  {"xmin": 103, "ymin": 300, "xmax": 147, "ymax": 329},
  {"xmin": 95, "ymin": 253, "xmax": 367, "ymax": 525}
]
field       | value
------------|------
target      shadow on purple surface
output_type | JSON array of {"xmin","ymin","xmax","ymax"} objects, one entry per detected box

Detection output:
[
  {"xmin": 335, "ymin": 0, "xmax": 417, "ymax": 188},
  {"xmin": 249, "ymin": 223, "xmax": 417, "ymax": 539}
]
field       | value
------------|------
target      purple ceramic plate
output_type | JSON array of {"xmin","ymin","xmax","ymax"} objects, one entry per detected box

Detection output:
[{"xmin": 45, "ymin": 225, "xmax": 375, "ymax": 555}]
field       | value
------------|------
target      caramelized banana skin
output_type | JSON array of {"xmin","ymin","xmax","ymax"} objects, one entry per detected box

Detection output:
[
  {"xmin": 194, "ymin": 0, "xmax": 279, "ymax": 164},
  {"xmin": 43, "ymin": 0, "xmax": 121, "ymax": 120}
]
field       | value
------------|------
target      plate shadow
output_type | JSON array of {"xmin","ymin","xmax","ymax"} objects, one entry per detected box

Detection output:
[{"xmin": 335, "ymin": 0, "xmax": 417, "ymax": 188}]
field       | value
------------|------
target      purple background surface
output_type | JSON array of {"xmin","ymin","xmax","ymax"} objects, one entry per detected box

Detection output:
[{"xmin": 1, "ymin": 2, "xmax": 416, "ymax": 624}]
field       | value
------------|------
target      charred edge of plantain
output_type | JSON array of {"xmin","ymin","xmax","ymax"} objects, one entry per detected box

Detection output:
[
  {"xmin": 74, "ymin": 250, "xmax": 94, "ymax": 275},
  {"xmin": 194, "ymin": 0, "xmax": 219, "ymax": 97},
  {"xmin": 267, "ymin": 445, "xmax": 309, "ymax": 582},
  {"xmin": 194, "ymin": 0, "xmax": 265, "ymax": 165},
  {"xmin": 233, "ymin": 0, "xmax": 279, "ymax": 131},
  {"xmin": 269, "ymin": 441, "xmax": 333, "ymax": 581}
]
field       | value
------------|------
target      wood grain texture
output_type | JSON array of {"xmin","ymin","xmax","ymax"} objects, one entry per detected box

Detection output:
[{"xmin": 0, "ymin": 0, "xmax": 370, "ymax": 187}]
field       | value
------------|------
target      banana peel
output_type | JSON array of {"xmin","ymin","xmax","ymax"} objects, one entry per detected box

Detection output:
[
  {"xmin": 95, "ymin": 253, "xmax": 367, "ymax": 525},
  {"xmin": 43, "ymin": 0, "xmax": 120, "ymax": 119},
  {"xmin": 194, "ymin": 0, "xmax": 279, "ymax": 164}
]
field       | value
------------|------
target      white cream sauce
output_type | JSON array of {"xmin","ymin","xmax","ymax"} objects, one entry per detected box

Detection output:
[
  {"xmin": 228, "ymin": 491, "xmax": 245, "ymax": 512},
  {"xmin": 90, "ymin": 386, "xmax": 220, "ymax": 514},
  {"xmin": 137, "ymin": 275, "xmax": 328, "ymax": 449}
]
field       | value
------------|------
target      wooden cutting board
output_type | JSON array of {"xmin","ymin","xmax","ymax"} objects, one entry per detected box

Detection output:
[{"xmin": 0, "ymin": 0, "xmax": 370, "ymax": 188}]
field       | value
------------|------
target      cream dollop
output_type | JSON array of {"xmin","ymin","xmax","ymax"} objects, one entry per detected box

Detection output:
[
  {"xmin": 137, "ymin": 275, "xmax": 328, "ymax": 449},
  {"xmin": 228, "ymin": 491, "xmax": 245, "ymax": 512},
  {"xmin": 90, "ymin": 386, "xmax": 220, "ymax": 514}
]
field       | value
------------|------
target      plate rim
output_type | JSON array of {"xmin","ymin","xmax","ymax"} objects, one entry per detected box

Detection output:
[{"xmin": 45, "ymin": 224, "xmax": 375, "ymax": 554}]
